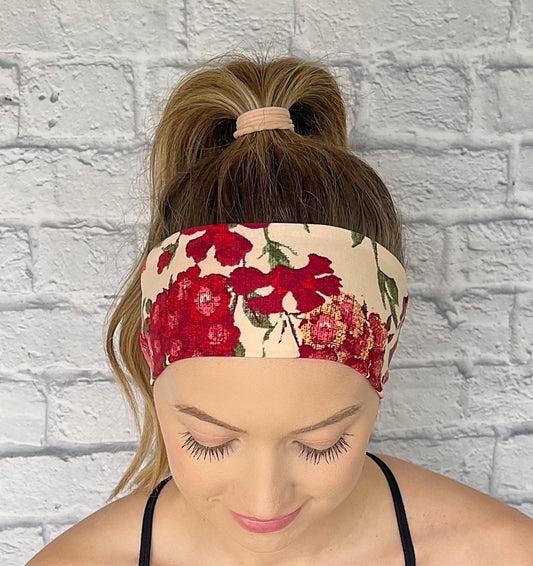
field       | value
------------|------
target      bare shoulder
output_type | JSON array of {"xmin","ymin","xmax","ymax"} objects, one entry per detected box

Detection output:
[
  {"xmin": 26, "ymin": 489, "xmax": 150, "ymax": 566},
  {"xmin": 374, "ymin": 452, "xmax": 533, "ymax": 566}
]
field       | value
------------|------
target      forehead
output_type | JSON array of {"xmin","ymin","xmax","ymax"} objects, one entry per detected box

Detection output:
[{"xmin": 157, "ymin": 357, "xmax": 371, "ymax": 403}]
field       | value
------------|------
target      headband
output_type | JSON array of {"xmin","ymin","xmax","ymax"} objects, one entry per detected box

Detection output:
[{"xmin": 139, "ymin": 222, "xmax": 409, "ymax": 399}]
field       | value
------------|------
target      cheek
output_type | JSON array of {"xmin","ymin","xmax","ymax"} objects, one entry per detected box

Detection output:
[
  {"xmin": 312, "ymin": 427, "xmax": 371, "ymax": 488},
  {"xmin": 323, "ymin": 442, "xmax": 366, "ymax": 487},
  {"xmin": 159, "ymin": 422, "xmax": 220, "ymax": 493},
  {"xmin": 169, "ymin": 453, "xmax": 227, "ymax": 505}
]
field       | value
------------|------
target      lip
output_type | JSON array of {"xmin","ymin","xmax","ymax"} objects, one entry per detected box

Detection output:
[{"xmin": 230, "ymin": 505, "xmax": 302, "ymax": 533}]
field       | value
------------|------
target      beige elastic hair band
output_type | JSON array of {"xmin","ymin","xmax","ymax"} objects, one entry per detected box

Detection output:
[{"xmin": 233, "ymin": 106, "xmax": 295, "ymax": 139}]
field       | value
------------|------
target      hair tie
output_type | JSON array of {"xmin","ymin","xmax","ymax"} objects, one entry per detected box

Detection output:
[{"xmin": 234, "ymin": 106, "xmax": 295, "ymax": 139}]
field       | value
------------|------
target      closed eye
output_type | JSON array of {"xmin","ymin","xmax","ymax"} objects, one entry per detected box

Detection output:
[{"xmin": 179, "ymin": 432, "xmax": 354, "ymax": 465}]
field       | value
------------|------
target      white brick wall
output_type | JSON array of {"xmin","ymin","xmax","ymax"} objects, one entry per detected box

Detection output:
[{"xmin": 1, "ymin": 1, "xmax": 533, "ymax": 564}]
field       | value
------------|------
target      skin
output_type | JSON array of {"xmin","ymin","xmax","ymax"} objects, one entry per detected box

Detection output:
[{"xmin": 152, "ymin": 356, "xmax": 384, "ymax": 565}]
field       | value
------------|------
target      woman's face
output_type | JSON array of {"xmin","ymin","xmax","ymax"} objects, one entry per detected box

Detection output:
[{"xmin": 153, "ymin": 357, "xmax": 380, "ymax": 563}]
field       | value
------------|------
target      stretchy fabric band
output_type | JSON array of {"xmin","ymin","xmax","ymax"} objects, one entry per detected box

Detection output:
[
  {"xmin": 234, "ymin": 106, "xmax": 295, "ymax": 139},
  {"xmin": 139, "ymin": 222, "xmax": 408, "ymax": 398}
]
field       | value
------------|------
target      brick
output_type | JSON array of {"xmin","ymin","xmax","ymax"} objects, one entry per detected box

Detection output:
[
  {"xmin": 464, "ymin": 364, "xmax": 533, "ymax": 423},
  {"xmin": 187, "ymin": 0, "xmax": 293, "ymax": 54},
  {"xmin": 477, "ymin": 68, "xmax": 533, "ymax": 133},
  {"xmin": 0, "ymin": 307, "xmax": 108, "ymax": 370},
  {"xmin": 35, "ymin": 226, "xmax": 138, "ymax": 294},
  {"xmin": 515, "ymin": 146, "xmax": 533, "ymax": 206},
  {"xmin": 514, "ymin": 292, "xmax": 533, "ymax": 364},
  {"xmin": 449, "ymin": 220, "xmax": 533, "ymax": 284},
  {"xmin": 0, "ymin": 381, "xmax": 46, "ymax": 445},
  {"xmin": 0, "ymin": 1, "xmax": 184, "ymax": 54},
  {"xmin": 365, "ymin": 64, "xmax": 468, "ymax": 133},
  {"xmin": 397, "ymin": 292, "xmax": 513, "ymax": 363},
  {"xmin": 360, "ymin": 149, "xmax": 507, "ymax": 214},
  {"xmin": 20, "ymin": 63, "xmax": 135, "ymax": 139},
  {"xmin": 403, "ymin": 224, "xmax": 445, "ymax": 287},
  {"xmin": 47, "ymin": 380, "xmax": 137, "ymax": 443},
  {"xmin": 0, "ymin": 65, "xmax": 19, "ymax": 141},
  {"xmin": 493, "ymin": 434, "xmax": 533, "ymax": 497},
  {"xmin": 375, "ymin": 366, "xmax": 464, "ymax": 432},
  {"xmin": 523, "ymin": 1, "xmax": 533, "ymax": 49},
  {"xmin": 294, "ymin": 0, "xmax": 510, "ymax": 52},
  {"xmin": 0, "ymin": 148, "xmax": 143, "ymax": 223},
  {"xmin": 0, "ymin": 227, "xmax": 32, "ymax": 293},
  {"xmin": 55, "ymin": 150, "xmax": 145, "ymax": 223},
  {"xmin": 0, "ymin": 452, "xmax": 134, "ymax": 518},
  {"xmin": 0, "ymin": 149, "xmax": 56, "ymax": 220},
  {"xmin": 0, "ymin": 526, "xmax": 43, "ymax": 566},
  {"xmin": 367, "ymin": 436, "xmax": 495, "ymax": 494}
]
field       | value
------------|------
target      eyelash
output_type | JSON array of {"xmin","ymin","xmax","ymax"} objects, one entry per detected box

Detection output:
[{"xmin": 179, "ymin": 432, "xmax": 354, "ymax": 465}]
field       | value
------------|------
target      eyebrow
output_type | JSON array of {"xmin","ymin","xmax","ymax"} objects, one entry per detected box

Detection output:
[{"xmin": 173, "ymin": 403, "xmax": 363, "ymax": 435}]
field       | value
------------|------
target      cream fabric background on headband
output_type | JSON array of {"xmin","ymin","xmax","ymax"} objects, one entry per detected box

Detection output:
[{"xmin": 2, "ymin": 2, "xmax": 533, "ymax": 564}]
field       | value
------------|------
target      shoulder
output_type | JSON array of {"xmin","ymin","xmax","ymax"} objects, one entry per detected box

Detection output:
[
  {"xmin": 26, "ymin": 489, "xmax": 150, "ymax": 566},
  {"xmin": 373, "ymin": 452, "xmax": 533, "ymax": 566}
]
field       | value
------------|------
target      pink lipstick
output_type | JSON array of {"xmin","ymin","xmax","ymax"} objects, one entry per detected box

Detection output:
[{"xmin": 230, "ymin": 506, "xmax": 302, "ymax": 533}]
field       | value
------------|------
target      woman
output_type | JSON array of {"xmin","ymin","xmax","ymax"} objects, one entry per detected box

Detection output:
[{"xmin": 28, "ymin": 51, "xmax": 533, "ymax": 566}]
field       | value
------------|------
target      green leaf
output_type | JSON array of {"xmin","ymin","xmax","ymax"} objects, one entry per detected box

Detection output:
[
  {"xmin": 262, "ymin": 322, "xmax": 277, "ymax": 344},
  {"xmin": 260, "ymin": 239, "xmax": 299, "ymax": 270},
  {"xmin": 351, "ymin": 231, "xmax": 365, "ymax": 247},
  {"xmin": 234, "ymin": 341, "xmax": 245, "ymax": 356},
  {"xmin": 145, "ymin": 298, "xmax": 152, "ymax": 315},
  {"xmin": 377, "ymin": 270, "xmax": 399, "ymax": 329},
  {"xmin": 374, "ymin": 242, "xmax": 401, "ymax": 330},
  {"xmin": 269, "ymin": 243, "xmax": 291, "ymax": 268},
  {"xmin": 377, "ymin": 270, "xmax": 387, "ymax": 308},
  {"xmin": 389, "ymin": 302, "xmax": 398, "ymax": 328},
  {"xmin": 384, "ymin": 273, "xmax": 399, "ymax": 307},
  {"xmin": 279, "ymin": 317, "xmax": 287, "ymax": 339}
]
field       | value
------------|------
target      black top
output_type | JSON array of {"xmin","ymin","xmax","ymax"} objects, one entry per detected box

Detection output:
[{"xmin": 138, "ymin": 451, "xmax": 416, "ymax": 565}]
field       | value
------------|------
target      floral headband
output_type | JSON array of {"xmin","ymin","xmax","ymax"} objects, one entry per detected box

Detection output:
[{"xmin": 139, "ymin": 222, "xmax": 409, "ymax": 399}]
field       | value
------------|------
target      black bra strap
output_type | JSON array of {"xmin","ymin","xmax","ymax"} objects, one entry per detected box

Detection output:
[
  {"xmin": 138, "ymin": 476, "xmax": 172, "ymax": 566},
  {"xmin": 366, "ymin": 452, "xmax": 416, "ymax": 566}
]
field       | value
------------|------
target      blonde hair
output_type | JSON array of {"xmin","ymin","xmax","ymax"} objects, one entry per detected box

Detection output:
[{"xmin": 104, "ymin": 47, "xmax": 407, "ymax": 502}]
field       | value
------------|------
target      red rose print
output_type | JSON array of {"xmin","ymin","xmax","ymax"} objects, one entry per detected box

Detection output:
[
  {"xmin": 229, "ymin": 253, "xmax": 341, "ymax": 315},
  {"xmin": 183, "ymin": 223, "xmax": 268, "ymax": 266},
  {"xmin": 157, "ymin": 250, "xmax": 173, "ymax": 274},
  {"xmin": 142, "ymin": 262, "xmax": 241, "ymax": 375},
  {"xmin": 298, "ymin": 291, "xmax": 389, "ymax": 392}
]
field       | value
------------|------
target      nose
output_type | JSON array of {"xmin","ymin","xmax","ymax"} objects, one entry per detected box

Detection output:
[{"xmin": 235, "ymin": 447, "xmax": 296, "ymax": 519}]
